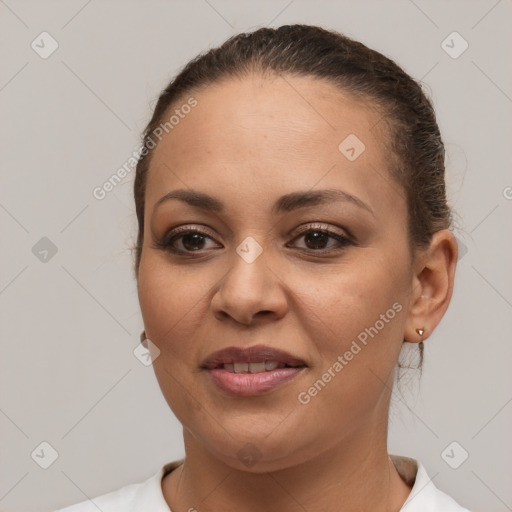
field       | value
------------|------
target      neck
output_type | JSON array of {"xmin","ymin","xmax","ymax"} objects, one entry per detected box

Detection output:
[{"xmin": 162, "ymin": 425, "xmax": 412, "ymax": 512}]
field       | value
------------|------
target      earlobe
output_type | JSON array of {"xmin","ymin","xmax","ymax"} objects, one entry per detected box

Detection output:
[
  {"xmin": 403, "ymin": 325, "xmax": 426, "ymax": 344},
  {"xmin": 403, "ymin": 230, "xmax": 458, "ymax": 344}
]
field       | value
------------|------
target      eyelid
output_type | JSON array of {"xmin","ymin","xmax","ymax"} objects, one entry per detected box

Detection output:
[
  {"xmin": 165, "ymin": 224, "xmax": 219, "ymax": 240},
  {"xmin": 294, "ymin": 221, "xmax": 341, "ymax": 232},
  {"xmin": 165, "ymin": 222, "xmax": 350, "ymax": 242},
  {"xmin": 291, "ymin": 221, "xmax": 352, "ymax": 239}
]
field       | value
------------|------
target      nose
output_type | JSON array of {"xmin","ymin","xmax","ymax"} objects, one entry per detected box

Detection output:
[{"xmin": 211, "ymin": 243, "xmax": 289, "ymax": 326}]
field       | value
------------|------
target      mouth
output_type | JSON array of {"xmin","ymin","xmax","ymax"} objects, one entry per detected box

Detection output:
[
  {"xmin": 200, "ymin": 345, "xmax": 308, "ymax": 396},
  {"xmin": 201, "ymin": 344, "xmax": 307, "ymax": 371},
  {"xmin": 213, "ymin": 361, "xmax": 303, "ymax": 373}
]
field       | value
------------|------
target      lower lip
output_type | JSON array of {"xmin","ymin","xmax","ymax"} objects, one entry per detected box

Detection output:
[{"xmin": 205, "ymin": 367, "xmax": 305, "ymax": 397}]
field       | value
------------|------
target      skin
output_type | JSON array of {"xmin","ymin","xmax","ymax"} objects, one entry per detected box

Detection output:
[{"xmin": 137, "ymin": 73, "xmax": 458, "ymax": 511}]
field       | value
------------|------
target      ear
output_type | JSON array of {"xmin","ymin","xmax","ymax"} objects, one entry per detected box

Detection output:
[{"xmin": 404, "ymin": 230, "xmax": 458, "ymax": 343}]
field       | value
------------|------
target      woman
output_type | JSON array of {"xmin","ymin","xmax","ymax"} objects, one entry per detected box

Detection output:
[{"xmin": 55, "ymin": 24, "xmax": 470, "ymax": 511}]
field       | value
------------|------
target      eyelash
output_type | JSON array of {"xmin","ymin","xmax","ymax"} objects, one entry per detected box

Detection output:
[{"xmin": 154, "ymin": 223, "xmax": 355, "ymax": 257}]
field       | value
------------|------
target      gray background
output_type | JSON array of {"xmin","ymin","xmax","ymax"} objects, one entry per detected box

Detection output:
[{"xmin": 0, "ymin": 1, "xmax": 511, "ymax": 511}]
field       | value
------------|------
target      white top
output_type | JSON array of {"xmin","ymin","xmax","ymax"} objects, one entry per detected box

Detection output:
[{"xmin": 53, "ymin": 455, "xmax": 471, "ymax": 511}]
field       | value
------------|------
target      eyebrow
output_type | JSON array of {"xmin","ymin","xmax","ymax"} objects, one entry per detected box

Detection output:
[{"xmin": 152, "ymin": 188, "xmax": 375, "ymax": 217}]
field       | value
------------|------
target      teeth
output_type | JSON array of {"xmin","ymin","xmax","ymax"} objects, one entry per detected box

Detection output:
[
  {"xmin": 223, "ymin": 361, "xmax": 282, "ymax": 373},
  {"xmin": 249, "ymin": 362, "xmax": 266, "ymax": 373},
  {"xmin": 233, "ymin": 362, "xmax": 249, "ymax": 373}
]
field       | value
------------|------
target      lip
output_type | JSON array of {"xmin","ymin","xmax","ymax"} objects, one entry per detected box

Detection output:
[
  {"xmin": 201, "ymin": 344, "xmax": 307, "ymax": 397},
  {"xmin": 201, "ymin": 344, "xmax": 307, "ymax": 369}
]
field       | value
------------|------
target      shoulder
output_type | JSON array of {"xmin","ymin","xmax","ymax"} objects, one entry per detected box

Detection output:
[
  {"xmin": 52, "ymin": 480, "xmax": 143, "ymax": 512},
  {"xmin": 391, "ymin": 455, "xmax": 472, "ymax": 512},
  {"xmin": 52, "ymin": 460, "xmax": 183, "ymax": 512}
]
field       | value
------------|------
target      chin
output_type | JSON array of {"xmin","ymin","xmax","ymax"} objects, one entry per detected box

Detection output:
[{"xmin": 190, "ymin": 419, "xmax": 319, "ymax": 473}]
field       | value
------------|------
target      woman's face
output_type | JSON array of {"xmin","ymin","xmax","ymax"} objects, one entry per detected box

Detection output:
[{"xmin": 138, "ymin": 74, "xmax": 417, "ymax": 471}]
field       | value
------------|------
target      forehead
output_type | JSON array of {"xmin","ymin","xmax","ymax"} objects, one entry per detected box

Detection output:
[{"xmin": 146, "ymin": 74, "xmax": 403, "ymax": 217}]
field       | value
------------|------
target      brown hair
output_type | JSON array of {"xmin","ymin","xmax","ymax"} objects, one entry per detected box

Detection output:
[{"xmin": 133, "ymin": 24, "xmax": 454, "ymax": 371}]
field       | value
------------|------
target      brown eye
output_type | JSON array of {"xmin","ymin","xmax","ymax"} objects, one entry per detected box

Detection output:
[
  {"xmin": 154, "ymin": 223, "xmax": 354, "ymax": 258},
  {"xmin": 302, "ymin": 230, "xmax": 331, "ymax": 250},
  {"xmin": 180, "ymin": 232, "xmax": 208, "ymax": 251},
  {"xmin": 289, "ymin": 224, "xmax": 354, "ymax": 253},
  {"xmin": 155, "ymin": 226, "xmax": 221, "ymax": 255}
]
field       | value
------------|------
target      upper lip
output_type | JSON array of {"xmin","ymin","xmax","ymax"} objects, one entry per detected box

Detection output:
[{"xmin": 201, "ymin": 344, "xmax": 307, "ymax": 369}]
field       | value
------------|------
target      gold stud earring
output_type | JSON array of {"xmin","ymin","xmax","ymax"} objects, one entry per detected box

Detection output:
[{"xmin": 416, "ymin": 328, "xmax": 424, "ymax": 337}]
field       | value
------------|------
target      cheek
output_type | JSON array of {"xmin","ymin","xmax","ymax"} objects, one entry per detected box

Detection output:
[
  {"xmin": 291, "ymin": 253, "xmax": 407, "ymax": 339},
  {"xmin": 137, "ymin": 256, "xmax": 210, "ymax": 424},
  {"xmin": 137, "ymin": 254, "xmax": 212, "ymax": 357},
  {"xmin": 290, "ymin": 262, "xmax": 407, "ymax": 431},
  {"xmin": 287, "ymin": 254, "xmax": 409, "ymax": 412}
]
